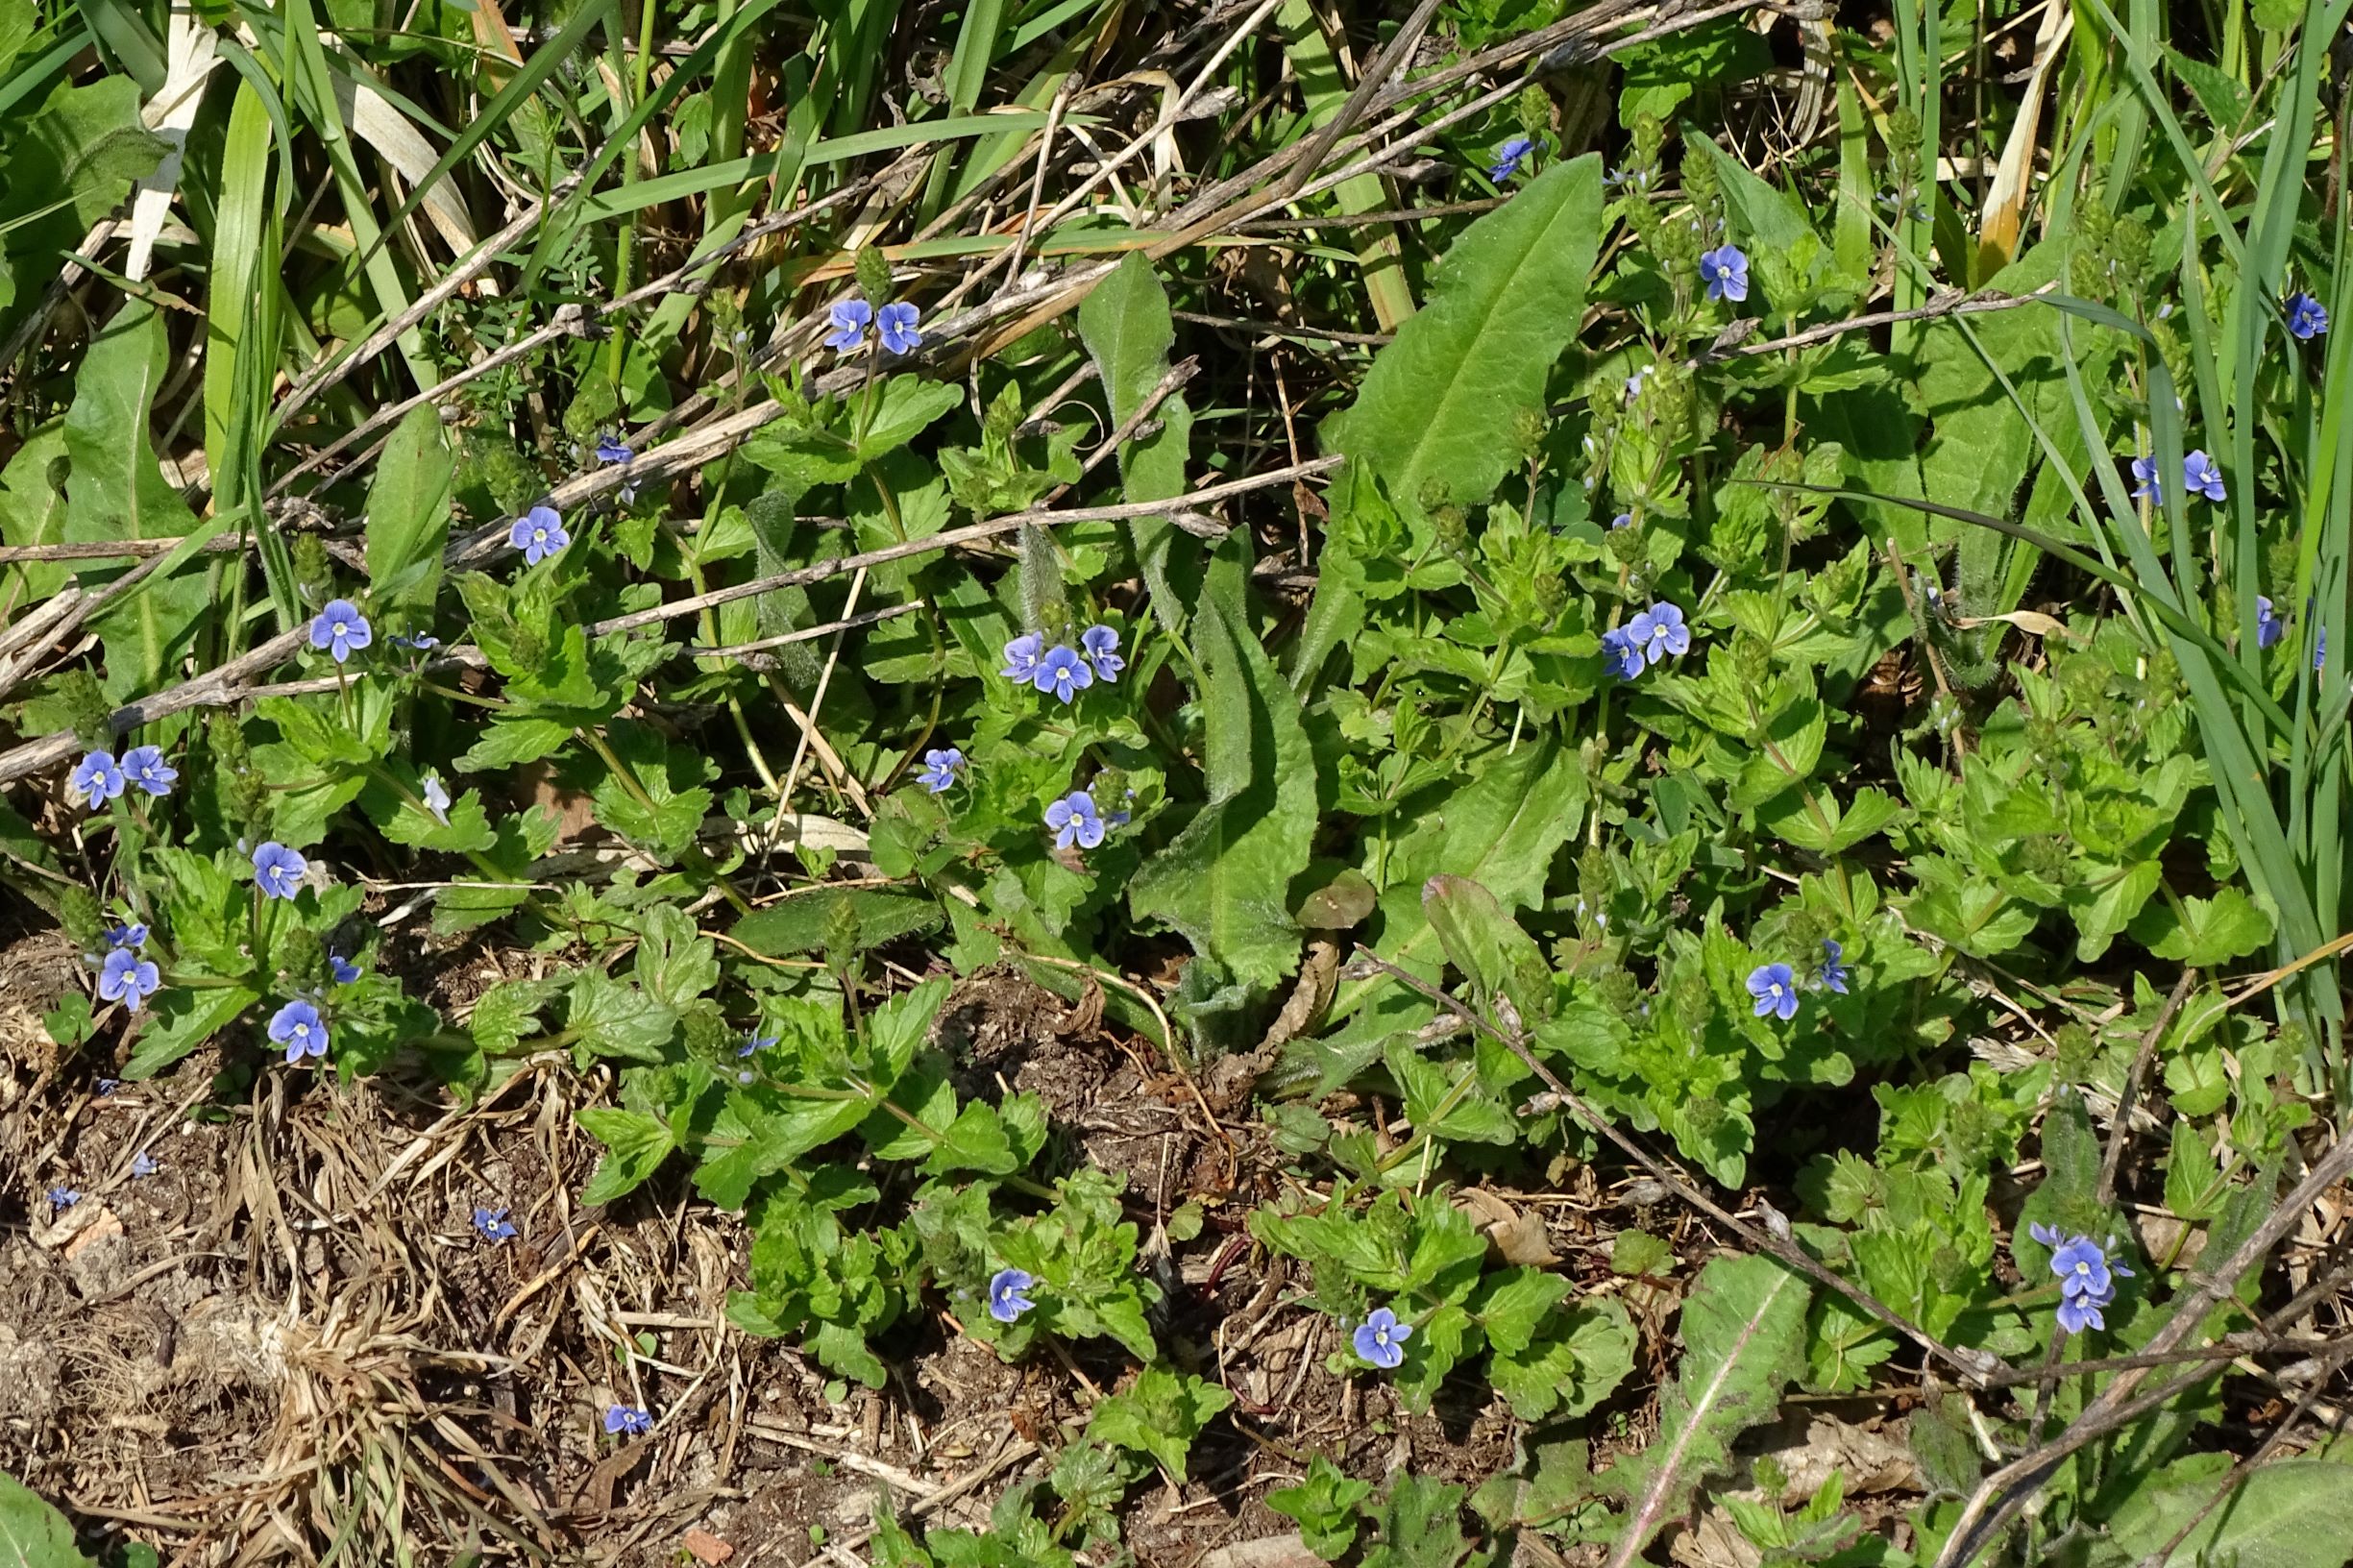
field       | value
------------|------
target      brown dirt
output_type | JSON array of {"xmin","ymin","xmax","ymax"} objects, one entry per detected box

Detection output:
[{"xmin": 3, "ymin": 929, "xmax": 1689, "ymax": 1568}]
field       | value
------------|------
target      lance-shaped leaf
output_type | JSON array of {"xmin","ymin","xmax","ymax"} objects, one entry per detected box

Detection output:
[
  {"xmin": 1603, "ymin": 1254, "xmax": 1811, "ymax": 1568},
  {"xmin": 1078, "ymin": 252, "xmax": 1197, "ymax": 622}
]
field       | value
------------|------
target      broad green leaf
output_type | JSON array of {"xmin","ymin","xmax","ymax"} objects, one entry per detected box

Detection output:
[
  {"xmin": 730, "ymin": 890, "xmax": 945, "ymax": 956},
  {"xmin": 0, "ymin": 1469, "xmax": 94, "ymax": 1567},
  {"xmin": 864, "ymin": 976, "xmax": 950, "ymax": 1084},
  {"xmin": 578, "ymin": 1108, "xmax": 675, "ymax": 1205},
  {"xmin": 1360, "ymin": 1474, "xmax": 1473, "ymax": 1568},
  {"xmin": 2105, "ymin": 1458, "xmax": 2353, "ymax": 1568},
  {"xmin": 0, "ymin": 427, "xmax": 70, "ymax": 604},
  {"xmin": 1421, "ymin": 873, "xmax": 1552, "ymax": 1022},
  {"xmin": 123, "ymin": 986, "xmax": 260, "ymax": 1081},
  {"xmin": 364, "ymin": 404, "xmax": 453, "ymax": 623},
  {"xmin": 1077, "ymin": 252, "xmax": 1196, "ymax": 621},
  {"xmin": 1129, "ymin": 535, "xmax": 1316, "ymax": 989},
  {"xmin": 633, "ymin": 904, "xmax": 719, "ymax": 1011},
  {"xmin": 855, "ymin": 378, "xmax": 963, "ymax": 464},
  {"xmin": 1323, "ymin": 154, "xmax": 1602, "ymax": 515},
  {"xmin": 61, "ymin": 303, "xmax": 209, "ymax": 699},
  {"xmin": 1603, "ymin": 1255, "xmax": 1810, "ymax": 1567},
  {"xmin": 565, "ymin": 971, "xmax": 678, "ymax": 1064},
  {"xmin": 2129, "ymin": 888, "xmax": 2275, "ymax": 966},
  {"xmin": 694, "ymin": 1095, "xmax": 874, "ymax": 1208},
  {"xmin": 1266, "ymin": 1453, "xmax": 1373, "ymax": 1561},
  {"xmin": 1, "ymin": 76, "xmax": 167, "ymax": 322}
]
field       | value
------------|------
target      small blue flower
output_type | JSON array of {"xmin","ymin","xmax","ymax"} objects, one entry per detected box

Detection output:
[
  {"xmin": 595, "ymin": 434, "xmax": 633, "ymax": 465},
  {"xmin": 270, "ymin": 998, "xmax": 329, "ymax": 1065},
  {"xmin": 1747, "ymin": 963, "xmax": 1799, "ymax": 1022},
  {"xmin": 2028, "ymin": 1223, "xmax": 2133, "ymax": 1333},
  {"xmin": 251, "ymin": 842, "xmax": 308, "ymax": 901},
  {"xmin": 98, "ymin": 948, "xmax": 161, "ymax": 1012},
  {"xmin": 47, "ymin": 1187, "xmax": 79, "ymax": 1210},
  {"xmin": 1032, "ymin": 645, "xmax": 1094, "ymax": 703},
  {"xmin": 120, "ymin": 745, "xmax": 177, "ymax": 796},
  {"xmin": 422, "ymin": 775, "xmax": 452, "ymax": 826},
  {"xmin": 2288, "ymin": 291, "xmax": 2329, "ymax": 341},
  {"xmin": 876, "ymin": 302, "xmax": 923, "ymax": 355},
  {"xmin": 1628, "ymin": 600, "xmax": 1691, "ymax": 664},
  {"xmin": 1610, "ymin": 511, "xmax": 1633, "ymax": 529},
  {"xmin": 309, "ymin": 600, "xmax": 372, "ymax": 664},
  {"xmin": 1625, "ymin": 366, "xmax": 1651, "ymax": 401},
  {"xmin": 2130, "ymin": 455, "xmax": 2163, "ymax": 503},
  {"xmin": 1486, "ymin": 135, "xmax": 1539, "ymax": 183},
  {"xmin": 2317, "ymin": 626, "xmax": 2329, "ymax": 673},
  {"xmin": 2258, "ymin": 596, "xmax": 2286, "ymax": 649},
  {"xmin": 1080, "ymin": 625, "xmax": 1124, "ymax": 682},
  {"xmin": 987, "ymin": 1267, "xmax": 1038, "ymax": 1323},
  {"xmin": 70, "ymin": 750, "xmax": 125, "ymax": 807},
  {"xmin": 824, "ymin": 299, "xmax": 873, "ymax": 352},
  {"xmin": 1600, "ymin": 625, "xmax": 1646, "ymax": 681},
  {"xmin": 1818, "ymin": 939, "xmax": 1850, "ymax": 994},
  {"xmin": 329, "ymin": 952, "xmax": 361, "ymax": 986},
  {"xmin": 1352, "ymin": 1307, "xmax": 1411, "ymax": 1370},
  {"xmin": 474, "ymin": 1206, "xmax": 518, "ymax": 1242},
  {"xmin": 1044, "ymin": 790, "xmax": 1104, "ymax": 850},
  {"xmin": 509, "ymin": 504, "xmax": 570, "ymax": 566},
  {"xmin": 390, "ymin": 631, "xmax": 440, "ymax": 653},
  {"xmin": 919, "ymin": 747, "xmax": 964, "ymax": 793},
  {"xmin": 2183, "ymin": 450, "xmax": 2225, "ymax": 502},
  {"xmin": 131, "ymin": 1151, "xmax": 159, "ymax": 1179},
  {"xmin": 95, "ymin": 1079, "xmax": 118, "ymax": 1096},
  {"xmin": 107, "ymin": 922, "xmax": 149, "ymax": 950},
  {"xmin": 999, "ymin": 633, "xmax": 1044, "ymax": 682},
  {"xmin": 1698, "ymin": 244, "xmax": 1750, "ymax": 304},
  {"xmin": 603, "ymin": 1404, "xmax": 652, "ymax": 1437},
  {"xmin": 737, "ymin": 1031, "xmax": 779, "ymax": 1059}
]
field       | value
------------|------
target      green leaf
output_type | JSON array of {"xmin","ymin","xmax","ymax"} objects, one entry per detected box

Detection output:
[
  {"xmin": 0, "ymin": 1469, "xmax": 95, "ymax": 1567},
  {"xmin": 1084, "ymin": 1364, "xmax": 1235, "ymax": 1480},
  {"xmin": 456, "ymin": 717, "xmax": 575, "ymax": 772},
  {"xmin": 633, "ymin": 904, "xmax": 719, "ymax": 1011},
  {"xmin": 2129, "ymin": 888, "xmax": 2275, "ymax": 966},
  {"xmin": 577, "ymin": 1108, "xmax": 676, "ymax": 1205},
  {"xmin": 731, "ymin": 890, "xmax": 945, "ymax": 956},
  {"xmin": 1129, "ymin": 535, "xmax": 1317, "ymax": 989},
  {"xmin": 377, "ymin": 785, "xmax": 497, "ymax": 853},
  {"xmin": 1360, "ymin": 1473, "xmax": 1473, "ymax": 1568},
  {"xmin": 1266, "ymin": 1454, "xmax": 1375, "ymax": 1561},
  {"xmin": 855, "ymin": 378, "xmax": 964, "ymax": 464},
  {"xmin": 865, "ymin": 976, "xmax": 950, "ymax": 1085},
  {"xmin": 566, "ymin": 971, "xmax": 679, "ymax": 1064},
  {"xmin": 1421, "ymin": 873, "xmax": 1552, "ymax": 1022},
  {"xmin": 1324, "ymin": 154, "xmax": 1602, "ymax": 516},
  {"xmin": 2, "ymin": 76, "xmax": 167, "ymax": 311},
  {"xmin": 122, "ymin": 986, "xmax": 260, "ymax": 1081},
  {"xmin": 2106, "ymin": 1458, "xmax": 2353, "ymax": 1568},
  {"xmin": 1603, "ymin": 1255, "xmax": 1810, "ymax": 1564},
  {"xmin": 923, "ymin": 1100, "xmax": 1022, "ymax": 1176},
  {"xmin": 1077, "ymin": 252, "xmax": 1196, "ymax": 621},
  {"xmin": 61, "ymin": 302, "xmax": 210, "ymax": 699},
  {"xmin": 695, "ymin": 1095, "xmax": 874, "ymax": 1209},
  {"xmin": 365, "ymin": 405, "xmax": 454, "ymax": 623}
]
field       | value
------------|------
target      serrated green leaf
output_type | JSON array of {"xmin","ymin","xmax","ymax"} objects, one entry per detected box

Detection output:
[
  {"xmin": 122, "ymin": 986, "xmax": 260, "ymax": 1081},
  {"xmin": 1084, "ymin": 1364, "xmax": 1234, "ymax": 1480},
  {"xmin": 566, "ymin": 970, "xmax": 678, "ymax": 1063},
  {"xmin": 1603, "ymin": 1255, "xmax": 1810, "ymax": 1566},
  {"xmin": 577, "ymin": 1107, "xmax": 675, "ymax": 1204},
  {"xmin": 0, "ymin": 1468, "xmax": 94, "ymax": 1568},
  {"xmin": 2129, "ymin": 887, "xmax": 2274, "ymax": 966}
]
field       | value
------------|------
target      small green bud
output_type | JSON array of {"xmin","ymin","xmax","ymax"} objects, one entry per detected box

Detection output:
[
  {"xmin": 1885, "ymin": 107, "xmax": 1923, "ymax": 161},
  {"xmin": 60, "ymin": 886, "xmax": 105, "ymax": 948},
  {"xmin": 2053, "ymin": 1022, "xmax": 2095, "ymax": 1082},
  {"xmin": 1510, "ymin": 407, "xmax": 1549, "ymax": 460},
  {"xmin": 1683, "ymin": 1095, "xmax": 1726, "ymax": 1136},
  {"xmin": 853, "ymin": 246, "xmax": 895, "ymax": 308},
  {"xmin": 58, "ymin": 670, "xmax": 115, "ymax": 750},
  {"xmin": 825, "ymin": 893, "xmax": 864, "ymax": 973},
  {"xmin": 1516, "ymin": 84, "xmax": 1554, "ymax": 140},
  {"xmin": 1431, "ymin": 502, "xmax": 1470, "ymax": 555},
  {"xmin": 292, "ymin": 535, "xmax": 331, "ymax": 603},
  {"xmin": 1752, "ymin": 1455, "xmax": 1788, "ymax": 1498}
]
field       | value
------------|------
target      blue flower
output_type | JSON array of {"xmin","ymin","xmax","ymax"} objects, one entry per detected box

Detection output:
[
  {"xmin": 2028, "ymin": 1223, "xmax": 2134, "ymax": 1333},
  {"xmin": 1818, "ymin": 939, "xmax": 1850, "ymax": 994},
  {"xmin": 1747, "ymin": 963, "xmax": 1799, "ymax": 1021},
  {"xmin": 329, "ymin": 952, "xmax": 362, "ymax": 986},
  {"xmin": 2288, "ymin": 291, "xmax": 2329, "ymax": 341},
  {"xmin": 474, "ymin": 1206, "xmax": 518, "ymax": 1242},
  {"xmin": 95, "ymin": 1079, "xmax": 118, "ymax": 1096},
  {"xmin": 422, "ymin": 774, "xmax": 452, "ymax": 826},
  {"xmin": 510, "ymin": 504, "xmax": 570, "ymax": 565},
  {"xmin": 270, "ymin": 998, "xmax": 329, "ymax": 1065},
  {"xmin": 107, "ymin": 921, "xmax": 148, "ymax": 950},
  {"xmin": 595, "ymin": 434, "xmax": 633, "ymax": 464},
  {"xmin": 309, "ymin": 599, "xmax": 372, "ymax": 664},
  {"xmin": 987, "ymin": 1267, "xmax": 1038, "ymax": 1323},
  {"xmin": 1698, "ymin": 244, "xmax": 1750, "ymax": 304},
  {"xmin": 121, "ymin": 745, "xmax": 177, "ymax": 796},
  {"xmin": 98, "ymin": 948, "xmax": 160, "ymax": 1012},
  {"xmin": 737, "ymin": 1031, "xmax": 779, "ymax": 1059},
  {"xmin": 1044, "ymin": 790, "xmax": 1104, "ymax": 850},
  {"xmin": 390, "ymin": 631, "xmax": 440, "ymax": 653},
  {"xmin": 876, "ymin": 302, "xmax": 923, "ymax": 355},
  {"xmin": 1600, "ymin": 625, "xmax": 1647, "ymax": 681},
  {"xmin": 999, "ymin": 633, "xmax": 1044, "ymax": 682},
  {"xmin": 604, "ymin": 1404, "xmax": 652, "ymax": 1437},
  {"xmin": 2183, "ymin": 450, "xmax": 2225, "ymax": 502},
  {"xmin": 824, "ymin": 299, "xmax": 872, "ymax": 352},
  {"xmin": 2258, "ymin": 596, "xmax": 2286, "ymax": 649},
  {"xmin": 1486, "ymin": 135, "xmax": 1538, "ymax": 183},
  {"xmin": 2318, "ymin": 626, "xmax": 2329, "ymax": 673},
  {"xmin": 1352, "ymin": 1307, "xmax": 1411, "ymax": 1369},
  {"xmin": 1625, "ymin": 366, "xmax": 1651, "ymax": 401},
  {"xmin": 1610, "ymin": 511, "xmax": 1633, "ymax": 529},
  {"xmin": 1628, "ymin": 600, "xmax": 1691, "ymax": 664},
  {"xmin": 47, "ymin": 1188, "xmax": 79, "ymax": 1210},
  {"xmin": 918, "ymin": 747, "xmax": 964, "ymax": 793},
  {"xmin": 1032, "ymin": 645, "xmax": 1094, "ymax": 703},
  {"xmin": 71, "ymin": 750, "xmax": 125, "ymax": 806},
  {"xmin": 2130, "ymin": 455, "xmax": 2163, "ymax": 502},
  {"xmin": 131, "ymin": 1151, "xmax": 158, "ymax": 1178},
  {"xmin": 1080, "ymin": 624, "xmax": 1124, "ymax": 683},
  {"xmin": 251, "ymin": 842, "xmax": 308, "ymax": 901}
]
